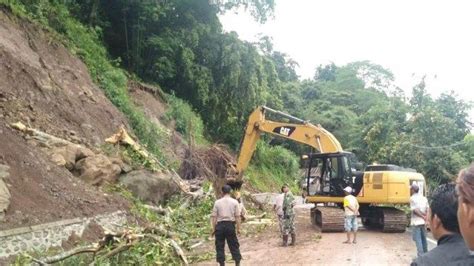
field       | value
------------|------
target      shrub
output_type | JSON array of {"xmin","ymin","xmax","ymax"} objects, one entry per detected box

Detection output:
[
  {"xmin": 246, "ymin": 141, "xmax": 299, "ymax": 192},
  {"xmin": 163, "ymin": 95, "xmax": 206, "ymax": 145}
]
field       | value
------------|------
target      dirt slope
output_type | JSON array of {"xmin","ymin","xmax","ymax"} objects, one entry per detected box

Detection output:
[
  {"xmin": 129, "ymin": 81, "xmax": 186, "ymax": 163},
  {"xmin": 0, "ymin": 9, "xmax": 129, "ymax": 229}
]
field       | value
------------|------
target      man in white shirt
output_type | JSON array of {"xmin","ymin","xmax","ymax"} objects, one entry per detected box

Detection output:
[
  {"xmin": 211, "ymin": 185, "xmax": 241, "ymax": 266},
  {"xmin": 410, "ymin": 183, "xmax": 429, "ymax": 257}
]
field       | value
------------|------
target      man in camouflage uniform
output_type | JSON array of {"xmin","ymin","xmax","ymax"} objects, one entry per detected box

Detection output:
[{"xmin": 274, "ymin": 184, "xmax": 296, "ymax": 246}]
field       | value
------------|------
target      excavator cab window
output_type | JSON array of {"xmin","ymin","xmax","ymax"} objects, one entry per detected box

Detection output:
[{"xmin": 306, "ymin": 152, "xmax": 353, "ymax": 196}]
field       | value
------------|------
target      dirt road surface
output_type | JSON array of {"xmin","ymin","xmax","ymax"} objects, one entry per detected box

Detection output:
[{"xmin": 197, "ymin": 201, "xmax": 435, "ymax": 265}]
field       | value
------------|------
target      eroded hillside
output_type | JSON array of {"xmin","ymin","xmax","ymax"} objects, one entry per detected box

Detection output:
[{"xmin": 0, "ymin": 9, "xmax": 131, "ymax": 229}]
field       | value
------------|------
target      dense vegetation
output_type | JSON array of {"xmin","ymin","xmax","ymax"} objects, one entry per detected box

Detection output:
[
  {"xmin": 1, "ymin": 0, "xmax": 472, "ymax": 189},
  {"xmin": 0, "ymin": 0, "xmax": 472, "ymax": 264},
  {"xmin": 284, "ymin": 63, "xmax": 472, "ymax": 186}
]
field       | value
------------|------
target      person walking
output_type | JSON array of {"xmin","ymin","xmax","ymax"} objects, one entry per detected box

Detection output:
[
  {"xmin": 211, "ymin": 185, "xmax": 242, "ymax": 266},
  {"xmin": 411, "ymin": 183, "xmax": 472, "ymax": 265},
  {"xmin": 274, "ymin": 184, "xmax": 296, "ymax": 246},
  {"xmin": 343, "ymin": 186, "xmax": 359, "ymax": 244},
  {"xmin": 456, "ymin": 164, "xmax": 474, "ymax": 260},
  {"xmin": 410, "ymin": 183, "xmax": 429, "ymax": 257}
]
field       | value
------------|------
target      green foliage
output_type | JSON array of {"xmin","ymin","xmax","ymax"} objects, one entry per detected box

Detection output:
[
  {"xmin": 246, "ymin": 141, "xmax": 299, "ymax": 192},
  {"xmin": 163, "ymin": 95, "xmax": 206, "ymax": 144},
  {"xmin": 213, "ymin": 0, "xmax": 275, "ymax": 23},
  {"xmin": 110, "ymin": 185, "xmax": 216, "ymax": 265},
  {"xmin": 355, "ymin": 77, "xmax": 471, "ymax": 185},
  {"xmin": 282, "ymin": 61, "xmax": 471, "ymax": 187},
  {"xmin": 463, "ymin": 134, "xmax": 474, "ymax": 163}
]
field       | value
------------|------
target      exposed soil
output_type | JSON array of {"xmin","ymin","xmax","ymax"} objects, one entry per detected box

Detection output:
[
  {"xmin": 129, "ymin": 80, "xmax": 186, "ymax": 163},
  {"xmin": 197, "ymin": 206, "xmax": 419, "ymax": 265},
  {"xmin": 0, "ymin": 9, "xmax": 129, "ymax": 230}
]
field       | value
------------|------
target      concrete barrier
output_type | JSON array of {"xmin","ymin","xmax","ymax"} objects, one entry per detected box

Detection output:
[{"xmin": 0, "ymin": 211, "xmax": 127, "ymax": 258}]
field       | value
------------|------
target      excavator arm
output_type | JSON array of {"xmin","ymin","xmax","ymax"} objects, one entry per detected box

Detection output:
[{"xmin": 235, "ymin": 106, "xmax": 343, "ymax": 177}]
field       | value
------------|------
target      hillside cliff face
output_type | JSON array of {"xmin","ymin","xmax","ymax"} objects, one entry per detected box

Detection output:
[{"xmin": 0, "ymin": 9, "xmax": 130, "ymax": 229}]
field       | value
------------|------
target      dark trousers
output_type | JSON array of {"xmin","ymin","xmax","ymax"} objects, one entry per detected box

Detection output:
[{"xmin": 215, "ymin": 221, "xmax": 241, "ymax": 264}]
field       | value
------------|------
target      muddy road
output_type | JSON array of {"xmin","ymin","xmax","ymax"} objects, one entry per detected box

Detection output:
[{"xmin": 198, "ymin": 201, "xmax": 435, "ymax": 265}]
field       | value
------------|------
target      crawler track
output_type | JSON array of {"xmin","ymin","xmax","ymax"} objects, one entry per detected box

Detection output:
[
  {"xmin": 362, "ymin": 206, "xmax": 407, "ymax": 233},
  {"xmin": 311, "ymin": 206, "xmax": 345, "ymax": 232}
]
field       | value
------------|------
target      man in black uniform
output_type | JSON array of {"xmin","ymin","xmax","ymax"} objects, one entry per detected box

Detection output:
[
  {"xmin": 211, "ymin": 185, "xmax": 242, "ymax": 266},
  {"xmin": 411, "ymin": 183, "xmax": 472, "ymax": 265}
]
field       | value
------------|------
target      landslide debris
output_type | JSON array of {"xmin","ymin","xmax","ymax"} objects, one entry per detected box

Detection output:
[
  {"xmin": 179, "ymin": 144, "xmax": 241, "ymax": 196},
  {"xmin": 0, "ymin": 9, "xmax": 130, "ymax": 229}
]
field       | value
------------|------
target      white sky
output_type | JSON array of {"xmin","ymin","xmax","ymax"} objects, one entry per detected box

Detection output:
[{"xmin": 219, "ymin": 0, "xmax": 474, "ymax": 120}]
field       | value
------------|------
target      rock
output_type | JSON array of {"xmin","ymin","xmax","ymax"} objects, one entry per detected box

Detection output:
[
  {"xmin": 75, "ymin": 154, "xmax": 122, "ymax": 185},
  {"xmin": 80, "ymin": 123, "xmax": 94, "ymax": 131},
  {"xmin": 49, "ymin": 144, "xmax": 94, "ymax": 170},
  {"xmin": 121, "ymin": 163, "xmax": 133, "ymax": 173},
  {"xmin": 119, "ymin": 170, "xmax": 180, "ymax": 204},
  {"xmin": 0, "ymin": 164, "xmax": 11, "ymax": 216},
  {"xmin": 0, "ymin": 164, "xmax": 9, "ymax": 179},
  {"xmin": 69, "ymin": 135, "xmax": 81, "ymax": 143},
  {"xmin": 50, "ymin": 153, "xmax": 67, "ymax": 167}
]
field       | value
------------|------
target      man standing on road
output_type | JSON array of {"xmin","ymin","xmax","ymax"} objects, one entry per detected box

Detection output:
[
  {"xmin": 411, "ymin": 183, "xmax": 472, "ymax": 265},
  {"xmin": 211, "ymin": 185, "xmax": 242, "ymax": 266},
  {"xmin": 410, "ymin": 183, "xmax": 429, "ymax": 257},
  {"xmin": 343, "ymin": 186, "xmax": 359, "ymax": 244},
  {"xmin": 274, "ymin": 184, "xmax": 296, "ymax": 246}
]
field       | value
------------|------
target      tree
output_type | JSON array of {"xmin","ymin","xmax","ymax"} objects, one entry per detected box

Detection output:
[
  {"xmin": 436, "ymin": 92, "xmax": 472, "ymax": 139},
  {"xmin": 212, "ymin": 0, "xmax": 275, "ymax": 23},
  {"xmin": 314, "ymin": 63, "xmax": 337, "ymax": 81}
]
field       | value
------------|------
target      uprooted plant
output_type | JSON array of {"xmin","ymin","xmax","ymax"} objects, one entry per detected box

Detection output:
[{"xmin": 178, "ymin": 144, "xmax": 241, "ymax": 197}]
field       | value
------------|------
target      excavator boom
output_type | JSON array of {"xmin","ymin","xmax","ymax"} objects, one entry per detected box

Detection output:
[{"xmin": 235, "ymin": 106, "xmax": 343, "ymax": 176}]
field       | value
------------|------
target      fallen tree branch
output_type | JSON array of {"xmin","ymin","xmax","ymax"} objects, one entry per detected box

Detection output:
[
  {"xmin": 246, "ymin": 218, "xmax": 273, "ymax": 225},
  {"xmin": 143, "ymin": 225, "xmax": 177, "ymax": 239},
  {"xmin": 35, "ymin": 244, "xmax": 100, "ymax": 265},
  {"xmin": 169, "ymin": 239, "xmax": 189, "ymax": 265},
  {"xmin": 11, "ymin": 121, "xmax": 75, "ymax": 147},
  {"xmin": 143, "ymin": 204, "xmax": 168, "ymax": 215},
  {"xmin": 105, "ymin": 126, "xmax": 163, "ymax": 168},
  {"xmin": 245, "ymin": 212, "xmax": 267, "ymax": 222},
  {"xmin": 189, "ymin": 241, "xmax": 204, "ymax": 249},
  {"xmin": 102, "ymin": 242, "xmax": 134, "ymax": 259}
]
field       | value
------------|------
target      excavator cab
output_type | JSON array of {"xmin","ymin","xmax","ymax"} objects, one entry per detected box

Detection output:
[{"xmin": 304, "ymin": 152, "xmax": 359, "ymax": 197}]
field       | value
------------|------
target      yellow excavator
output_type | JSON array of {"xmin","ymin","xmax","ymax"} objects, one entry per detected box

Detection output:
[{"xmin": 232, "ymin": 106, "xmax": 426, "ymax": 232}]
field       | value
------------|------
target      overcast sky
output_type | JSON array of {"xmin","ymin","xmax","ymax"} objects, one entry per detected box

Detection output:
[{"xmin": 219, "ymin": 0, "xmax": 473, "ymax": 119}]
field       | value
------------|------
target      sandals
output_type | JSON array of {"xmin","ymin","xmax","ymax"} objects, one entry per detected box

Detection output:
[{"xmin": 342, "ymin": 240, "xmax": 357, "ymax": 244}]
